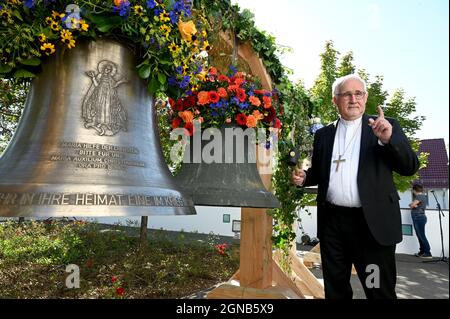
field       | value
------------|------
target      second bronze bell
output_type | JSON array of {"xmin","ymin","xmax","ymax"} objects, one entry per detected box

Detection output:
[{"xmin": 175, "ymin": 125, "xmax": 280, "ymax": 209}]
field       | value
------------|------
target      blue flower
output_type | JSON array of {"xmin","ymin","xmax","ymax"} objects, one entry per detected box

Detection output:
[
  {"xmin": 146, "ymin": 0, "xmax": 156, "ymax": 9},
  {"xmin": 176, "ymin": 66, "xmax": 183, "ymax": 74},
  {"xmin": 154, "ymin": 8, "xmax": 163, "ymax": 16},
  {"xmin": 24, "ymin": 0, "xmax": 35, "ymax": 9},
  {"xmin": 169, "ymin": 11, "xmax": 178, "ymax": 25},
  {"xmin": 180, "ymin": 75, "xmax": 190, "ymax": 88},
  {"xmin": 168, "ymin": 77, "xmax": 177, "ymax": 87},
  {"xmin": 310, "ymin": 123, "xmax": 324, "ymax": 135},
  {"xmin": 228, "ymin": 65, "xmax": 237, "ymax": 76},
  {"xmin": 239, "ymin": 102, "xmax": 249, "ymax": 110},
  {"xmin": 112, "ymin": 0, "xmax": 131, "ymax": 18}
]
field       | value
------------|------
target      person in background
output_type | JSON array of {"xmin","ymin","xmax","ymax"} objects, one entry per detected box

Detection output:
[{"xmin": 409, "ymin": 184, "xmax": 432, "ymax": 259}]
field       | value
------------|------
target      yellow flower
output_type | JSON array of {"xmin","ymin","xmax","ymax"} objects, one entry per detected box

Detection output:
[
  {"xmin": 133, "ymin": 5, "xmax": 144, "ymax": 16},
  {"xmin": 40, "ymin": 43, "xmax": 55, "ymax": 56},
  {"xmin": 168, "ymin": 42, "xmax": 180, "ymax": 55},
  {"xmin": 45, "ymin": 17, "xmax": 54, "ymax": 25},
  {"xmin": 160, "ymin": 24, "xmax": 171, "ymax": 38},
  {"xmin": 80, "ymin": 20, "xmax": 89, "ymax": 32},
  {"xmin": 60, "ymin": 30, "xmax": 75, "ymax": 48},
  {"xmin": 0, "ymin": 9, "xmax": 11, "ymax": 20},
  {"xmin": 202, "ymin": 41, "xmax": 211, "ymax": 52},
  {"xmin": 159, "ymin": 11, "xmax": 171, "ymax": 23},
  {"xmin": 67, "ymin": 39, "xmax": 76, "ymax": 49},
  {"xmin": 178, "ymin": 20, "xmax": 197, "ymax": 42},
  {"xmin": 50, "ymin": 21, "xmax": 60, "ymax": 31},
  {"xmin": 38, "ymin": 34, "xmax": 47, "ymax": 43},
  {"xmin": 60, "ymin": 29, "xmax": 73, "ymax": 40}
]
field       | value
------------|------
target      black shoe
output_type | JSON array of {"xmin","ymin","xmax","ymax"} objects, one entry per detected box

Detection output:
[
  {"xmin": 420, "ymin": 254, "xmax": 433, "ymax": 259},
  {"xmin": 414, "ymin": 252, "xmax": 425, "ymax": 257}
]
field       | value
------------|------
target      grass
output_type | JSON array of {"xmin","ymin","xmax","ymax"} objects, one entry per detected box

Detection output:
[{"xmin": 0, "ymin": 220, "xmax": 239, "ymax": 299}]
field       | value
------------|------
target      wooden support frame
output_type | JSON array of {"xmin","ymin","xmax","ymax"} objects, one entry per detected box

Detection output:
[{"xmin": 206, "ymin": 36, "xmax": 324, "ymax": 299}]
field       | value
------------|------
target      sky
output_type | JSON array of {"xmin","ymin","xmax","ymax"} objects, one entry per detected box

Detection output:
[{"xmin": 233, "ymin": 0, "xmax": 449, "ymax": 145}]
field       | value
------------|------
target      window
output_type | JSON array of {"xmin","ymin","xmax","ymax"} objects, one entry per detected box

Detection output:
[
  {"xmin": 402, "ymin": 224, "xmax": 413, "ymax": 236},
  {"xmin": 223, "ymin": 214, "xmax": 230, "ymax": 223},
  {"xmin": 232, "ymin": 220, "xmax": 241, "ymax": 232}
]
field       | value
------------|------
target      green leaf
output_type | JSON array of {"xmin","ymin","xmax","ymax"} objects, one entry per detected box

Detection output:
[
  {"xmin": 88, "ymin": 15, "xmax": 123, "ymax": 33},
  {"xmin": 157, "ymin": 73, "xmax": 167, "ymax": 85},
  {"xmin": 12, "ymin": 10, "xmax": 23, "ymax": 21},
  {"xmin": 148, "ymin": 76, "xmax": 159, "ymax": 94},
  {"xmin": 20, "ymin": 57, "xmax": 41, "ymax": 66},
  {"xmin": 13, "ymin": 69, "xmax": 36, "ymax": 78},
  {"xmin": 0, "ymin": 64, "xmax": 13, "ymax": 74},
  {"xmin": 138, "ymin": 65, "xmax": 151, "ymax": 79}
]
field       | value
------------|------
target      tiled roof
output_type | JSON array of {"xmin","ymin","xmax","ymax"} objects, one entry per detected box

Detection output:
[{"xmin": 416, "ymin": 139, "xmax": 449, "ymax": 189}]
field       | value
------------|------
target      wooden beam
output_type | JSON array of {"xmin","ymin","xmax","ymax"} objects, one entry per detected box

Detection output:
[
  {"xmin": 207, "ymin": 283, "xmax": 301, "ymax": 299},
  {"xmin": 219, "ymin": 31, "xmax": 273, "ymax": 91},
  {"xmin": 288, "ymin": 251, "xmax": 325, "ymax": 299},
  {"xmin": 271, "ymin": 259, "xmax": 305, "ymax": 298},
  {"xmin": 239, "ymin": 209, "xmax": 273, "ymax": 289}
]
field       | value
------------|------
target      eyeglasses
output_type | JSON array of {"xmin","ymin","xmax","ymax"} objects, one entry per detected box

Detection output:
[{"xmin": 336, "ymin": 91, "xmax": 366, "ymax": 100}]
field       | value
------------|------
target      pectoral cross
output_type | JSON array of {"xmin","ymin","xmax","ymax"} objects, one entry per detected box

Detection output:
[{"xmin": 333, "ymin": 155, "xmax": 346, "ymax": 172}]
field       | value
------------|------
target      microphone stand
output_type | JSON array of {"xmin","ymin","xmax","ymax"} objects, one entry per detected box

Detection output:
[{"xmin": 423, "ymin": 191, "xmax": 448, "ymax": 264}]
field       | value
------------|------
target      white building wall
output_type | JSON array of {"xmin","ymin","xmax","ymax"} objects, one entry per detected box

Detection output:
[
  {"xmin": 296, "ymin": 206, "xmax": 449, "ymax": 257},
  {"xmin": 398, "ymin": 188, "xmax": 449, "ymax": 210},
  {"xmin": 95, "ymin": 206, "xmax": 241, "ymax": 237}
]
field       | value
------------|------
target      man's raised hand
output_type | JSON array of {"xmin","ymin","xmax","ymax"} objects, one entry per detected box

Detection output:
[{"xmin": 368, "ymin": 105, "xmax": 393, "ymax": 144}]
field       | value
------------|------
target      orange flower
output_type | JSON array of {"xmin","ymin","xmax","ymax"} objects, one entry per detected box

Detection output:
[
  {"xmin": 217, "ymin": 87, "xmax": 228, "ymax": 98},
  {"xmin": 263, "ymin": 96, "xmax": 272, "ymax": 108},
  {"xmin": 114, "ymin": 0, "xmax": 125, "ymax": 6},
  {"xmin": 197, "ymin": 91, "xmax": 209, "ymax": 105},
  {"xmin": 234, "ymin": 77, "xmax": 245, "ymax": 86},
  {"xmin": 249, "ymin": 95, "xmax": 261, "ymax": 107},
  {"xmin": 252, "ymin": 110, "xmax": 264, "ymax": 120},
  {"xmin": 246, "ymin": 115, "xmax": 258, "ymax": 128},
  {"xmin": 179, "ymin": 110, "xmax": 194, "ymax": 123},
  {"xmin": 209, "ymin": 67, "xmax": 218, "ymax": 76},
  {"xmin": 178, "ymin": 20, "xmax": 197, "ymax": 41}
]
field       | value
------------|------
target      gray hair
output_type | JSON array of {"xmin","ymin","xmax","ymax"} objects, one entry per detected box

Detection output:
[{"xmin": 332, "ymin": 74, "xmax": 367, "ymax": 97}]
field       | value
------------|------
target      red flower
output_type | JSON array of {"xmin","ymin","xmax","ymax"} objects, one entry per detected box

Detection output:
[
  {"xmin": 217, "ymin": 87, "xmax": 228, "ymax": 98},
  {"xmin": 115, "ymin": 287, "xmax": 125, "ymax": 296},
  {"xmin": 184, "ymin": 122, "xmax": 194, "ymax": 136},
  {"xmin": 236, "ymin": 88, "xmax": 246, "ymax": 102},
  {"xmin": 111, "ymin": 276, "xmax": 118, "ymax": 283},
  {"xmin": 208, "ymin": 91, "xmax": 220, "ymax": 103},
  {"xmin": 262, "ymin": 106, "xmax": 276, "ymax": 123},
  {"xmin": 274, "ymin": 118, "xmax": 282, "ymax": 129},
  {"xmin": 236, "ymin": 113, "xmax": 247, "ymax": 126},
  {"xmin": 254, "ymin": 89, "xmax": 267, "ymax": 95},
  {"xmin": 182, "ymin": 95, "xmax": 196, "ymax": 108},
  {"xmin": 172, "ymin": 118, "xmax": 182, "ymax": 129},
  {"xmin": 218, "ymin": 74, "xmax": 230, "ymax": 83}
]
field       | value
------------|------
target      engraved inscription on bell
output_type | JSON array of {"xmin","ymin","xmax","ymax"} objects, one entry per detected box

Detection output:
[{"xmin": 82, "ymin": 60, "xmax": 128, "ymax": 136}]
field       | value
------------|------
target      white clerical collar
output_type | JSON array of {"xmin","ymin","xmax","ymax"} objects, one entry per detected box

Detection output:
[{"xmin": 339, "ymin": 116, "xmax": 362, "ymax": 128}]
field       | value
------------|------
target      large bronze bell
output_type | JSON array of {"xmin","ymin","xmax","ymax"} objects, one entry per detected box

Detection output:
[
  {"xmin": 0, "ymin": 39, "xmax": 195, "ymax": 217},
  {"xmin": 175, "ymin": 125, "xmax": 280, "ymax": 208}
]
